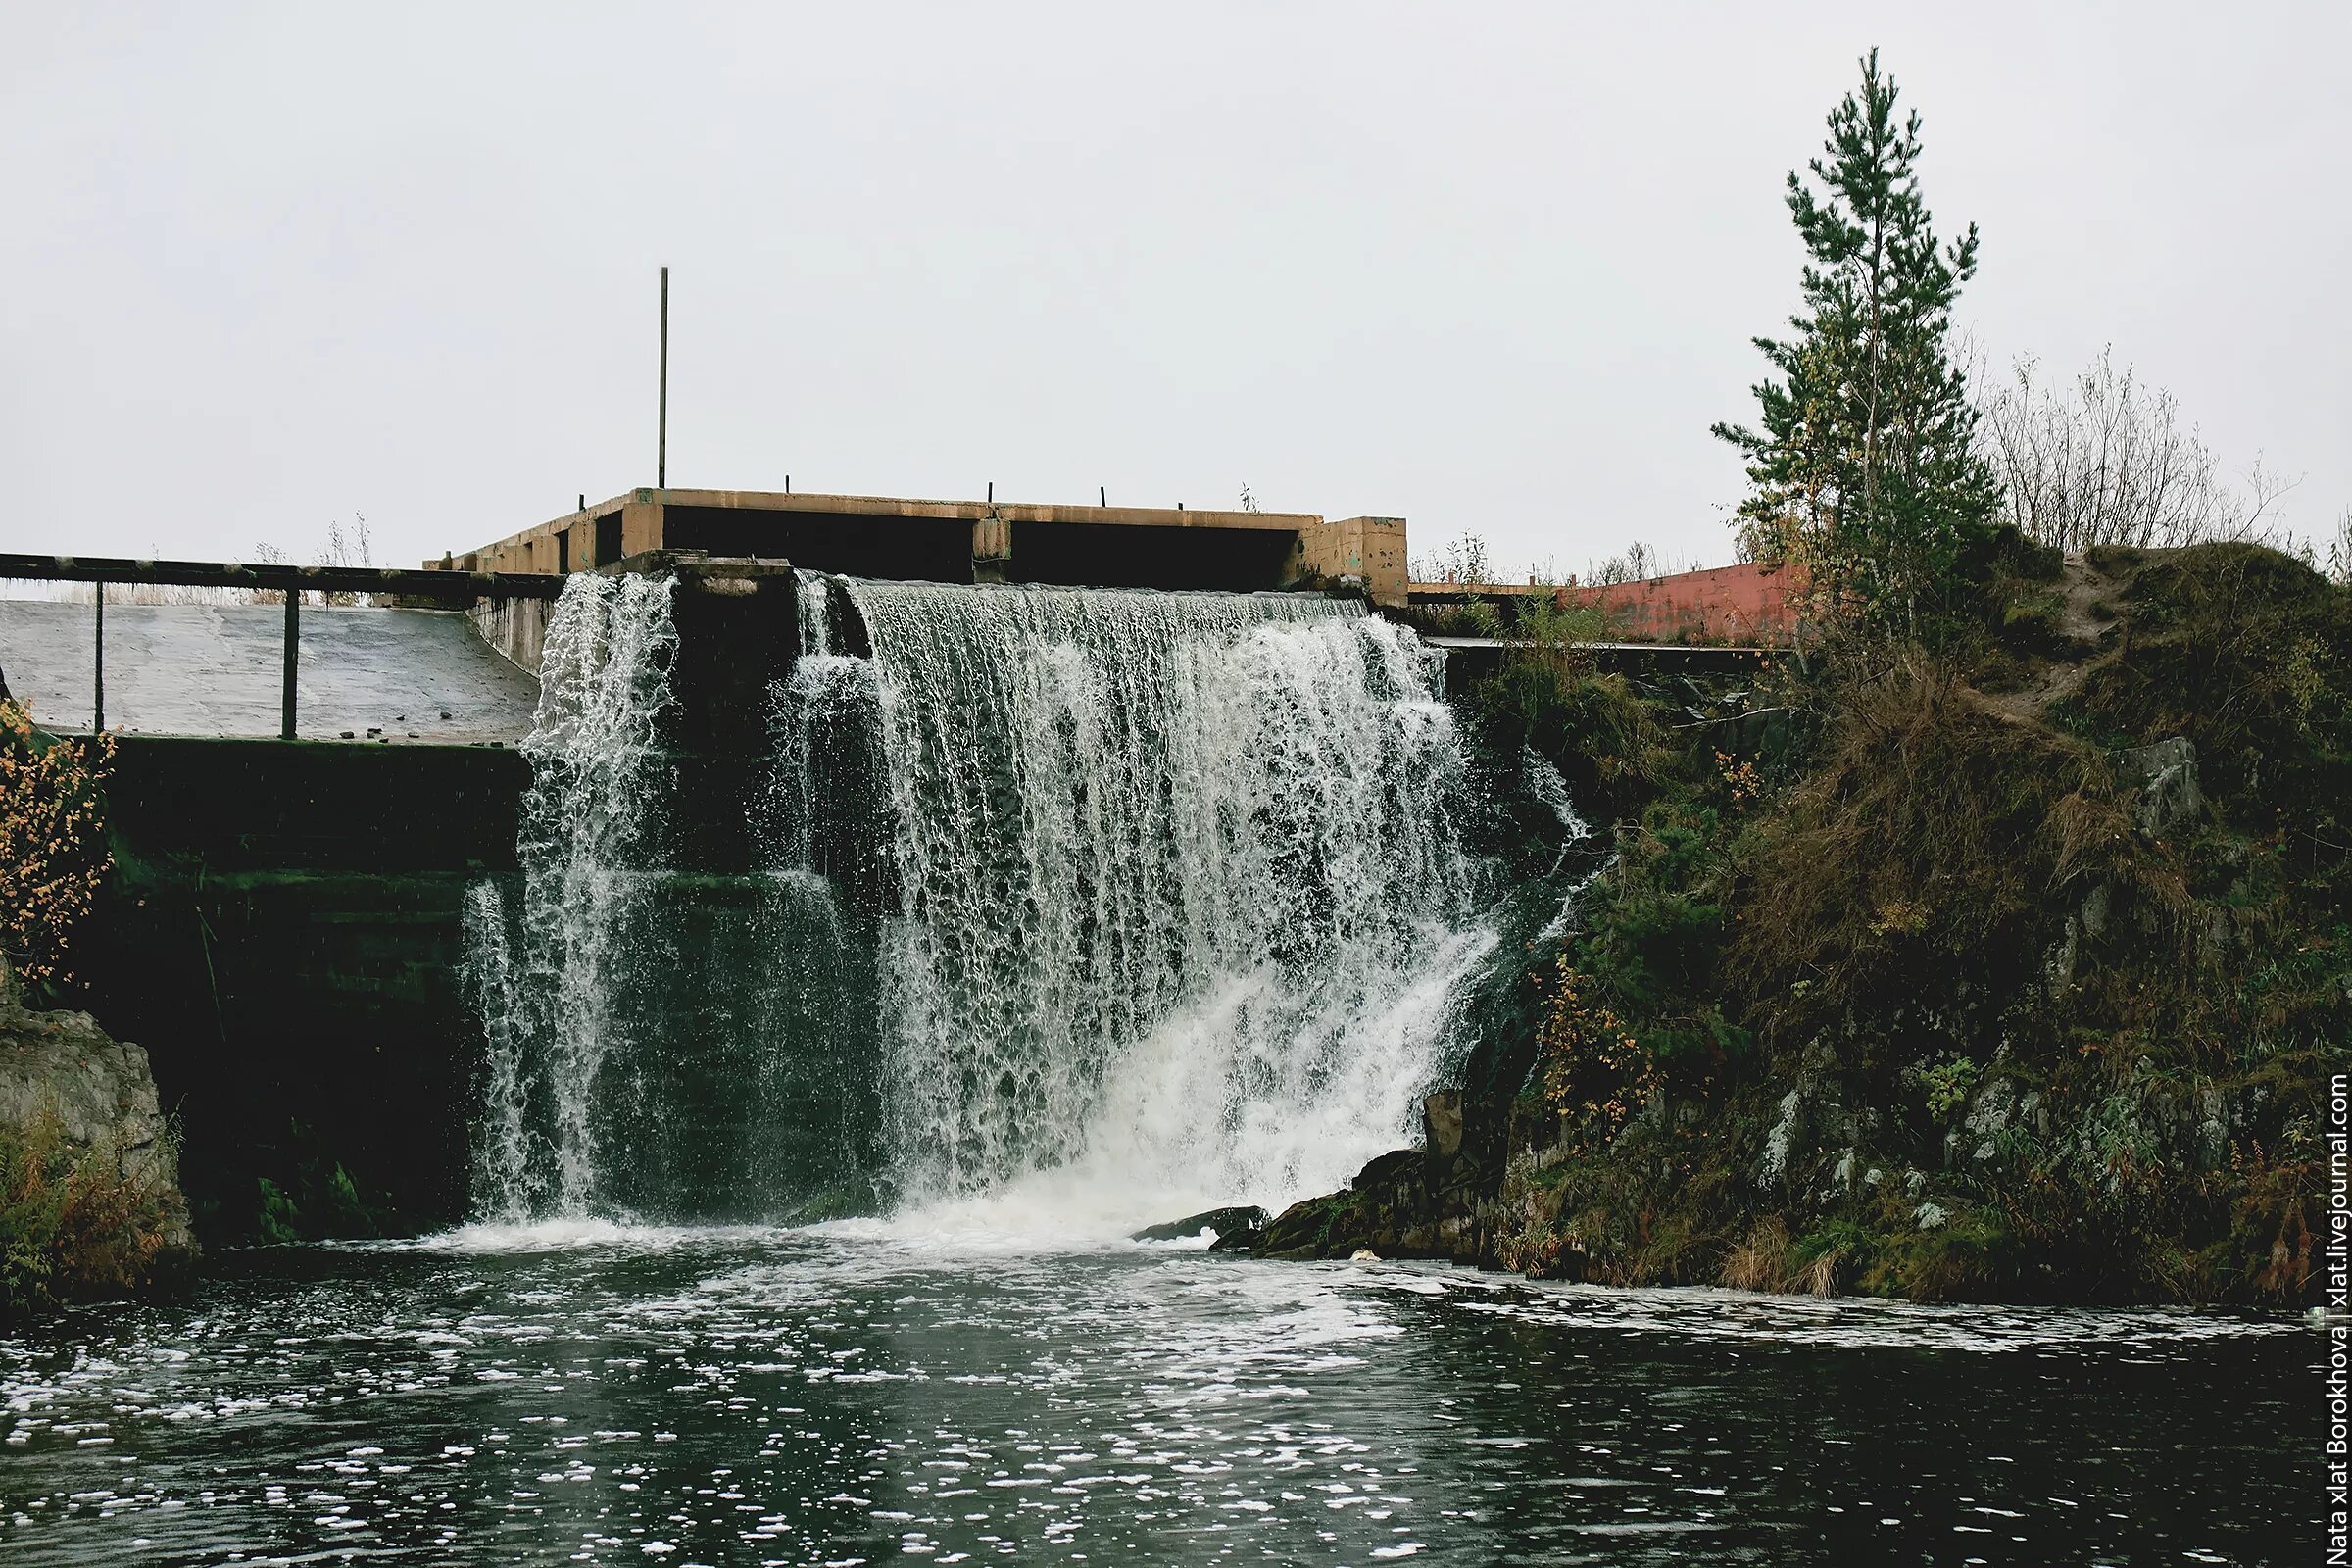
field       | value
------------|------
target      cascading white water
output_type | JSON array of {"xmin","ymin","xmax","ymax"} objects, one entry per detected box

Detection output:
[
  {"xmin": 470, "ymin": 573, "xmax": 679, "ymax": 1220},
  {"xmin": 795, "ymin": 577, "xmax": 1495, "ymax": 1226},
  {"xmin": 474, "ymin": 567, "xmax": 1521, "ymax": 1235}
]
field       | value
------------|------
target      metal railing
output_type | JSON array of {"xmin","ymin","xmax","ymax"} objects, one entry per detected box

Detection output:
[{"xmin": 0, "ymin": 553, "xmax": 564, "ymax": 741}]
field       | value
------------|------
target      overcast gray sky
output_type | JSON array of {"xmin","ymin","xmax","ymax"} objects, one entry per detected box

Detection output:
[{"xmin": 4, "ymin": 4, "xmax": 2345, "ymax": 579}]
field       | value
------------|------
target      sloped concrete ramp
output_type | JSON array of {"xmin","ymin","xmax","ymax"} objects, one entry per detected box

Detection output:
[{"xmin": 0, "ymin": 601, "xmax": 539, "ymax": 743}]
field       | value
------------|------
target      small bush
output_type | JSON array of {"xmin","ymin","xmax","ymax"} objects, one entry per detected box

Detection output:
[
  {"xmin": 0, "ymin": 700, "xmax": 115, "ymax": 991},
  {"xmin": 1, "ymin": 1110, "xmax": 180, "ymax": 1319},
  {"xmin": 1922, "ymin": 1056, "xmax": 1979, "ymax": 1121}
]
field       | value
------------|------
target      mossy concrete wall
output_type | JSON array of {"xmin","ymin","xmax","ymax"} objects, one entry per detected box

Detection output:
[{"xmin": 77, "ymin": 736, "xmax": 527, "ymax": 1235}]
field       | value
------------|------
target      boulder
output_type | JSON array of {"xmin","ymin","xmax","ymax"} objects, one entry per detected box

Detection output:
[
  {"xmin": 1422, "ymin": 1090, "xmax": 1464, "ymax": 1164},
  {"xmin": 1256, "ymin": 1193, "xmax": 1350, "ymax": 1259},
  {"xmin": 2113, "ymin": 737, "xmax": 2202, "ymax": 839},
  {"xmin": 1130, "ymin": 1204, "xmax": 1267, "ymax": 1247},
  {"xmin": 0, "ymin": 982, "xmax": 197, "ymax": 1283}
]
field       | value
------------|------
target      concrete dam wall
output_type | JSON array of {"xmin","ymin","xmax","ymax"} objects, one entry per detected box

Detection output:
[
  {"xmin": 79, "ymin": 736, "xmax": 528, "ymax": 1228},
  {"xmin": 9, "ymin": 551, "xmax": 1512, "ymax": 1235}
]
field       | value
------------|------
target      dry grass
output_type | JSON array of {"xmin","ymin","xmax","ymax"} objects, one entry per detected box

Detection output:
[
  {"xmin": 1798, "ymin": 1250, "xmax": 1846, "ymax": 1298},
  {"xmin": 1732, "ymin": 650, "xmax": 2170, "ymax": 1051},
  {"xmin": 1720, "ymin": 1217, "xmax": 1795, "ymax": 1292}
]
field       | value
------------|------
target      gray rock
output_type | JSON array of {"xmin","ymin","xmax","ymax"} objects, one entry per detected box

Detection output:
[
  {"xmin": 2113, "ymin": 737, "xmax": 2202, "ymax": 838},
  {"xmin": 2199, "ymin": 908, "xmax": 2234, "ymax": 970},
  {"xmin": 1822, "ymin": 1149, "xmax": 1856, "ymax": 1204},
  {"xmin": 2080, "ymin": 882, "xmax": 2112, "ymax": 940},
  {"xmin": 1964, "ymin": 1077, "xmax": 2018, "ymax": 1140},
  {"xmin": 1760, "ymin": 1088, "xmax": 1804, "ymax": 1186},
  {"xmin": 0, "ymin": 998, "xmax": 196, "ymax": 1265},
  {"xmin": 2045, "ymin": 916, "xmax": 2082, "ymax": 993},
  {"xmin": 1132, "ymin": 1205, "xmax": 1268, "ymax": 1247},
  {"xmin": 1422, "ymin": 1091, "xmax": 1464, "ymax": 1163}
]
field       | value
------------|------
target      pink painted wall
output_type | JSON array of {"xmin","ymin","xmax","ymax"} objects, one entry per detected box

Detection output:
[{"xmin": 1568, "ymin": 561, "xmax": 1804, "ymax": 645}]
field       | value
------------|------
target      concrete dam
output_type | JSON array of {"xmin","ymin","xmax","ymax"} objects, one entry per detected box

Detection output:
[
  {"xmin": 0, "ymin": 491, "xmax": 1749, "ymax": 1235},
  {"xmin": 0, "ymin": 493, "xmax": 1445, "ymax": 1234}
]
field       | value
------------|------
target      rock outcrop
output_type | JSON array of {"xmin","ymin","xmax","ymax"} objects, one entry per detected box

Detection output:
[
  {"xmin": 1131, "ymin": 1205, "xmax": 1267, "ymax": 1247},
  {"xmin": 0, "ymin": 964, "xmax": 197, "ymax": 1300}
]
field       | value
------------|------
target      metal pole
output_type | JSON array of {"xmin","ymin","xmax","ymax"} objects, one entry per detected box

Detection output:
[
  {"xmin": 281, "ymin": 587, "xmax": 299, "ymax": 740},
  {"xmin": 658, "ymin": 265, "xmax": 668, "ymax": 490},
  {"xmin": 92, "ymin": 582, "xmax": 104, "ymax": 734}
]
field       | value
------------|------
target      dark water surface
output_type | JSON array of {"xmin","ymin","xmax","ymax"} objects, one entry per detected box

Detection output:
[{"xmin": 0, "ymin": 1225, "xmax": 2314, "ymax": 1565}]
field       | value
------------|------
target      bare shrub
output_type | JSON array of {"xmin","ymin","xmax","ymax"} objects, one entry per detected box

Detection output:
[
  {"xmin": 0, "ymin": 701, "xmax": 114, "ymax": 988},
  {"xmin": 1410, "ymin": 532, "xmax": 1494, "ymax": 587},
  {"xmin": 1982, "ymin": 348, "xmax": 2296, "ymax": 552},
  {"xmin": 1588, "ymin": 540, "xmax": 1658, "ymax": 587}
]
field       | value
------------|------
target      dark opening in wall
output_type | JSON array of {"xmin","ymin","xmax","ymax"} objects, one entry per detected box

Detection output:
[
  {"xmin": 662, "ymin": 507, "xmax": 975, "ymax": 583},
  {"xmin": 1008, "ymin": 522, "xmax": 1298, "ymax": 592},
  {"xmin": 596, "ymin": 513, "xmax": 623, "ymax": 567},
  {"xmin": 556, "ymin": 529, "xmax": 571, "ymax": 574}
]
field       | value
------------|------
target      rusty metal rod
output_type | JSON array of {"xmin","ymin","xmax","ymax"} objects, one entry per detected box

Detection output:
[{"xmin": 658, "ymin": 265, "xmax": 669, "ymax": 490}]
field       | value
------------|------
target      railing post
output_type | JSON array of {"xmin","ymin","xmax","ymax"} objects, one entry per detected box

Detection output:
[
  {"xmin": 92, "ymin": 582, "xmax": 104, "ymax": 734},
  {"xmin": 281, "ymin": 586, "xmax": 299, "ymax": 740}
]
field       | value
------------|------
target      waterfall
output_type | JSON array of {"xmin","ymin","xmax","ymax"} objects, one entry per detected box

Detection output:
[
  {"xmin": 804, "ymin": 577, "xmax": 1494, "ymax": 1220},
  {"xmin": 473, "ymin": 568, "xmax": 1510, "ymax": 1232},
  {"xmin": 469, "ymin": 573, "xmax": 679, "ymax": 1221}
]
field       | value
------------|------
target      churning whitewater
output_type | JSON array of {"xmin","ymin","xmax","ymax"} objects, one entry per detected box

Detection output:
[{"xmin": 469, "ymin": 571, "xmax": 1499, "ymax": 1235}]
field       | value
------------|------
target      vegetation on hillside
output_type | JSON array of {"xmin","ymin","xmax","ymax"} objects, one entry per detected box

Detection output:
[
  {"xmin": 0, "ymin": 704, "xmax": 193, "ymax": 1320},
  {"xmin": 1474, "ymin": 540, "xmax": 2344, "ymax": 1303},
  {"xmin": 1348, "ymin": 57, "xmax": 2347, "ymax": 1306}
]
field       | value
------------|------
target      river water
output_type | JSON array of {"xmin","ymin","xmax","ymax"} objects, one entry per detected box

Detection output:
[{"xmin": 1, "ymin": 1223, "xmax": 2312, "ymax": 1565}]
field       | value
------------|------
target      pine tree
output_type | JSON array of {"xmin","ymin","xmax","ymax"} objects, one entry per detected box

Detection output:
[{"xmin": 1714, "ymin": 49, "xmax": 2000, "ymax": 637}]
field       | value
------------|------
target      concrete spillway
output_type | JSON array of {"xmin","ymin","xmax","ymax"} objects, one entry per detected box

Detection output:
[{"xmin": 0, "ymin": 600, "xmax": 540, "ymax": 743}]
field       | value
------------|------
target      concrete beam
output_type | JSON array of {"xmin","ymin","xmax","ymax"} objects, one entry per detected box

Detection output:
[
  {"xmin": 0, "ymin": 553, "xmax": 565, "ymax": 603},
  {"xmin": 445, "ymin": 488, "xmax": 1327, "ymax": 583},
  {"xmin": 628, "ymin": 488, "xmax": 1314, "ymax": 531}
]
